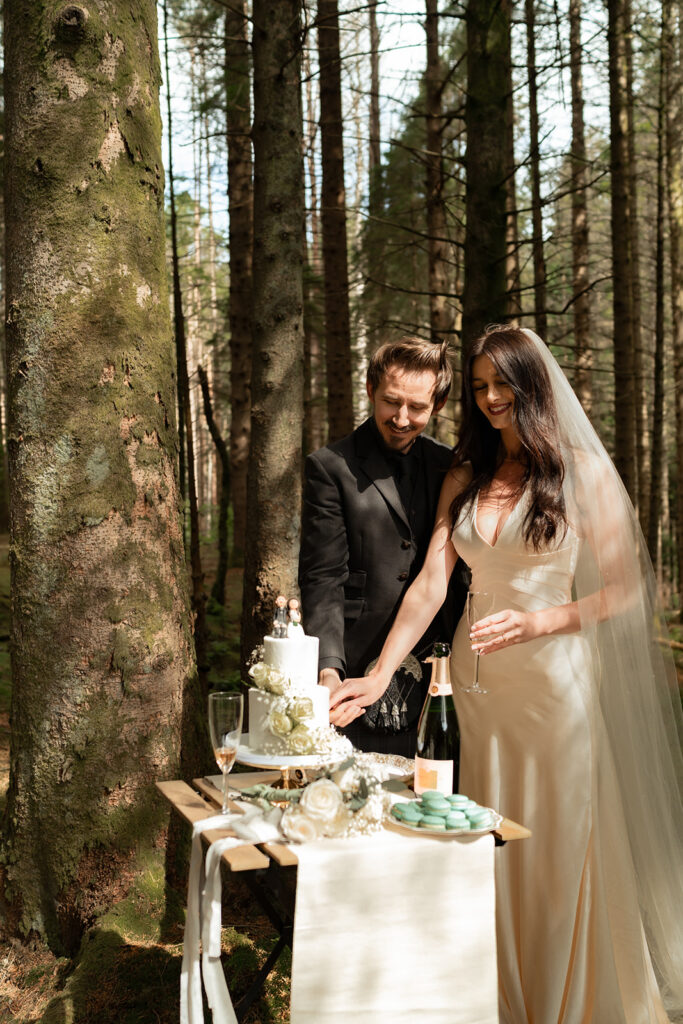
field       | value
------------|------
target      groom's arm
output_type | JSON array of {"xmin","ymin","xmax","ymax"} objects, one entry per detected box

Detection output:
[{"xmin": 298, "ymin": 451, "xmax": 349, "ymax": 681}]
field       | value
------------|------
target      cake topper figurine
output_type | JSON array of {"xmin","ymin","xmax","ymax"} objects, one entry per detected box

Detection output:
[
  {"xmin": 287, "ymin": 598, "xmax": 303, "ymax": 638},
  {"xmin": 273, "ymin": 594, "xmax": 288, "ymax": 638}
]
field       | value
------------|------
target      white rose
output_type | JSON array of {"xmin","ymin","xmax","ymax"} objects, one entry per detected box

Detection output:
[
  {"xmin": 280, "ymin": 807, "xmax": 322, "ymax": 843},
  {"xmin": 290, "ymin": 696, "xmax": 314, "ymax": 722},
  {"xmin": 248, "ymin": 662, "xmax": 269, "ymax": 689},
  {"xmin": 269, "ymin": 710, "xmax": 293, "ymax": 737},
  {"xmin": 288, "ymin": 724, "xmax": 314, "ymax": 755},
  {"xmin": 323, "ymin": 804, "xmax": 353, "ymax": 838},
  {"xmin": 265, "ymin": 668, "xmax": 287, "ymax": 695},
  {"xmin": 299, "ymin": 778, "xmax": 344, "ymax": 822}
]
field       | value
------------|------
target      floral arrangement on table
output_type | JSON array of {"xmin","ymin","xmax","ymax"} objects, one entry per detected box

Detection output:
[
  {"xmin": 241, "ymin": 755, "xmax": 402, "ymax": 841},
  {"xmin": 248, "ymin": 649, "xmax": 352, "ymax": 759}
]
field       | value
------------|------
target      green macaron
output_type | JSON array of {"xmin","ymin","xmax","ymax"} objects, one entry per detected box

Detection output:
[
  {"xmin": 419, "ymin": 814, "xmax": 447, "ymax": 829},
  {"xmin": 418, "ymin": 798, "xmax": 451, "ymax": 816},
  {"xmin": 447, "ymin": 794, "xmax": 470, "ymax": 808}
]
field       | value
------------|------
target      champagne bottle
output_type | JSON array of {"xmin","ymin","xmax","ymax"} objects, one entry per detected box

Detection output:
[{"xmin": 414, "ymin": 642, "xmax": 460, "ymax": 796}]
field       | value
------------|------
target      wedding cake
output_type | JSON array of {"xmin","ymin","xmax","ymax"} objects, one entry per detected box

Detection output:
[{"xmin": 247, "ymin": 596, "xmax": 352, "ymax": 759}]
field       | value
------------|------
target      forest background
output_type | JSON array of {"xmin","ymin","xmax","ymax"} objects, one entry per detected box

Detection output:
[{"xmin": 1, "ymin": 0, "xmax": 683, "ymax": 1020}]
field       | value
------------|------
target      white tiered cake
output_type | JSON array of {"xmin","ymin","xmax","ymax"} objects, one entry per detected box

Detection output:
[
  {"xmin": 248, "ymin": 633, "xmax": 329, "ymax": 753},
  {"xmin": 247, "ymin": 602, "xmax": 352, "ymax": 759}
]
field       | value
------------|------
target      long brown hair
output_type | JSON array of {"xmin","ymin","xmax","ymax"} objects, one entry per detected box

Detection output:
[{"xmin": 450, "ymin": 326, "xmax": 567, "ymax": 550}]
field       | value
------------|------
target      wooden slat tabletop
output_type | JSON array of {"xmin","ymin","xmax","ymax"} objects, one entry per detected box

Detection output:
[
  {"xmin": 155, "ymin": 779, "xmax": 269, "ymax": 871},
  {"xmin": 159, "ymin": 772, "xmax": 530, "ymax": 870},
  {"xmin": 192, "ymin": 775, "xmax": 300, "ymax": 867}
]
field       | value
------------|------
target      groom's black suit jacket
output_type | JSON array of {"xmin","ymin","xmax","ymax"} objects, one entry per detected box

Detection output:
[{"xmin": 298, "ymin": 417, "xmax": 467, "ymax": 693}]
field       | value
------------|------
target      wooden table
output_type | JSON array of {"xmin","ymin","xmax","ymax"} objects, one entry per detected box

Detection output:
[{"xmin": 158, "ymin": 771, "xmax": 531, "ymax": 1020}]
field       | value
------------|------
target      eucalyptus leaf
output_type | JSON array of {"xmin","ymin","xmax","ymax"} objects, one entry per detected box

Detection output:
[{"xmin": 382, "ymin": 779, "xmax": 408, "ymax": 792}]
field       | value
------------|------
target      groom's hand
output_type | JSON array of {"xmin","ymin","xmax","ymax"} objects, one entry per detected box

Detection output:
[
  {"xmin": 319, "ymin": 668, "xmax": 342, "ymax": 693},
  {"xmin": 329, "ymin": 673, "xmax": 389, "ymax": 727}
]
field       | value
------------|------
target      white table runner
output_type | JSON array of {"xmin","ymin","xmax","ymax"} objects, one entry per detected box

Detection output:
[
  {"xmin": 181, "ymin": 806, "xmax": 499, "ymax": 1024},
  {"xmin": 290, "ymin": 829, "xmax": 498, "ymax": 1024}
]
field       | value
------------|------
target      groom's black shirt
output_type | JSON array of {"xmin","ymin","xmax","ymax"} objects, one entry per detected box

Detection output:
[{"xmin": 298, "ymin": 417, "xmax": 468, "ymax": 754}]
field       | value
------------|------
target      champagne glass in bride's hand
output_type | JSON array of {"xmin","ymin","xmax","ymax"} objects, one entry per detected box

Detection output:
[
  {"xmin": 463, "ymin": 591, "xmax": 496, "ymax": 695},
  {"xmin": 208, "ymin": 692, "xmax": 244, "ymax": 813}
]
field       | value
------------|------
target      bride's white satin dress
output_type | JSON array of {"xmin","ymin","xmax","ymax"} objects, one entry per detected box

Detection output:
[{"xmin": 451, "ymin": 494, "xmax": 669, "ymax": 1024}]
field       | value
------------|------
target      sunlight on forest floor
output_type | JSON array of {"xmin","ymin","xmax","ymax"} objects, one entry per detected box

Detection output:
[{"xmin": 0, "ymin": 557, "xmax": 290, "ymax": 1024}]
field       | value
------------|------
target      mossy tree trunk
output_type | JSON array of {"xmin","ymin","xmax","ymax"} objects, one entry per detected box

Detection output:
[
  {"xmin": 241, "ymin": 0, "xmax": 305, "ymax": 665},
  {"xmin": 462, "ymin": 0, "xmax": 511, "ymax": 351},
  {"xmin": 1, "ymin": 0, "xmax": 194, "ymax": 953}
]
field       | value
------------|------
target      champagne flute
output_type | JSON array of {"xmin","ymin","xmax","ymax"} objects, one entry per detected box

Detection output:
[
  {"xmin": 208, "ymin": 692, "xmax": 244, "ymax": 813},
  {"xmin": 463, "ymin": 591, "xmax": 496, "ymax": 695}
]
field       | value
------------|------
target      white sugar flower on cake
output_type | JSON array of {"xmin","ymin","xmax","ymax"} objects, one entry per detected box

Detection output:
[
  {"xmin": 267, "ymin": 707, "xmax": 294, "ymax": 737},
  {"xmin": 249, "ymin": 661, "xmax": 287, "ymax": 695},
  {"xmin": 288, "ymin": 724, "xmax": 315, "ymax": 755},
  {"xmin": 290, "ymin": 696, "xmax": 314, "ymax": 721}
]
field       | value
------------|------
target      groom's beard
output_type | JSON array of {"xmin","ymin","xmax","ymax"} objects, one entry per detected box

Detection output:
[{"xmin": 382, "ymin": 422, "xmax": 418, "ymax": 452}]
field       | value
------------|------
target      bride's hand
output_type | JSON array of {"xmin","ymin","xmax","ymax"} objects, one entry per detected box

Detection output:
[
  {"xmin": 328, "ymin": 672, "xmax": 390, "ymax": 728},
  {"xmin": 470, "ymin": 609, "xmax": 541, "ymax": 653}
]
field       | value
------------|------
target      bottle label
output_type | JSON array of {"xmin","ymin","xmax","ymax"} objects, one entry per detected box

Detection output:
[
  {"xmin": 414, "ymin": 756, "xmax": 454, "ymax": 795},
  {"xmin": 429, "ymin": 678, "xmax": 453, "ymax": 696}
]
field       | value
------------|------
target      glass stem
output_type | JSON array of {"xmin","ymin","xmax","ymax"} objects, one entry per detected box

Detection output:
[
  {"xmin": 222, "ymin": 768, "xmax": 229, "ymax": 814},
  {"xmin": 474, "ymin": 652, "xmax": 481, "ymax": 688}
]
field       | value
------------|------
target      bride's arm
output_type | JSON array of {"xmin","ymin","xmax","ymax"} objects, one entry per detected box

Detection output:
[{"xmin": 329, "ymin": 468, "xmax": 466, "ymax": 728}]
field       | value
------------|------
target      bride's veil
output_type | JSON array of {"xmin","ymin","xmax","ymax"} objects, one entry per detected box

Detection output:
[{"xmin": 522, "ymin": 328, "xmax": 683, "ymax": 1011}]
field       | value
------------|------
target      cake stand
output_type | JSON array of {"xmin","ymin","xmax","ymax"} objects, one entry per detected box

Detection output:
[{"xmin": 236, "ymin": 734, "xmax": 349, "ymax": 788}]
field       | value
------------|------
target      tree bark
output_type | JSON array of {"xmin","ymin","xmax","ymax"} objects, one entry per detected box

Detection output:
[
  {"xmin": 425, "ymin": 0, "xmax": 454, "ymax": 350},
  {"xmin": 624, "ymin": 0, "xmax": 647, "ymax": 527},
  {"xmin": 368, "ymin": 0, "xmax": 381, "ymax": 190},
  {"xmin": 225, "ymin": 2, "xmax": 253, "ymax": 567},
  {"xmin": 462, "ymin": 0, "xmax": 512, "ymax": 350},
  {"xmin": 318, "ymin": 0, "xmax": 354, "ymax": 442},
  {"xmin": 607, "ymin": 0, "xmax": 637, "ymax": 500},
  {"xmin": 242, "ymin": 0, "xmax": 305, "ymax": 664},
  {"xmin": 648, "ymin": 13, "xmax": 666, "ymax": 568},
  {"xmin": 504, "ymin": 26, "xmax": 521, "ymax": 323},
  {"xmin": 198, "ymin": 365, "xmax": 230, "ymax": 605},
  {"xmin": 163, "ymin": 0, "xmax": 207, "ymax": 697},
  {"xmin": 525, "ymin": 0, "xmax": 547, "ymax": 339},
  {"xmin": 1, "ymin": 0, "xmax": 194, "ymax": 952},
  {"xmin": 303, "ymin": 53, "xmax": 325, "ymax": 454},
  {"xmin": 664, "ymin": 0, "xmax": 683, "ymax": 609},
  {"xmin": 569, "ymin": 0, "xmax": 592, "ymax": 413}
]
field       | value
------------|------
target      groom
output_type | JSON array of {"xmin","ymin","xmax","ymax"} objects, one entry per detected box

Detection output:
[{"xmin": 298, "ymin": 336, "xmax": 468, "ymax": 757}]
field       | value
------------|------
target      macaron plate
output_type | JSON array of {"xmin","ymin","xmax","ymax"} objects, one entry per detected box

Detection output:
[{"xmin": 388, "ymin": 790, "xmax": 503, "ymax": 837}]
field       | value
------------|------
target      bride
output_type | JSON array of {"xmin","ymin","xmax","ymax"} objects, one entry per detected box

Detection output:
[{"xmin": 330, "ymin": 325, "xmax": 683, "ymax": 1023}]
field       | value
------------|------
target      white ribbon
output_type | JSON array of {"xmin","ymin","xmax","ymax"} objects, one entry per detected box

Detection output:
[{"xmin": 180, "ymin": 804, "xmax": 283, "ymax": 1024}]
